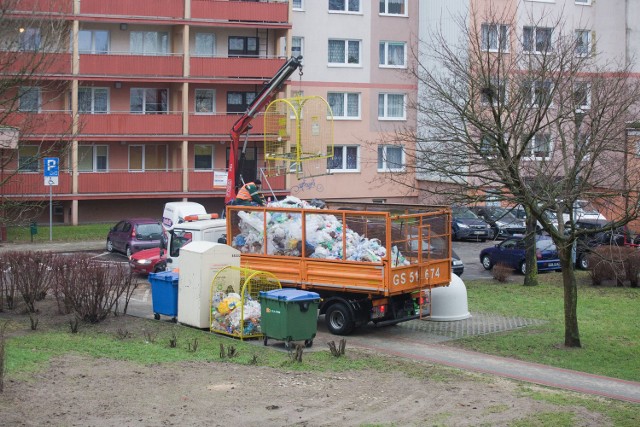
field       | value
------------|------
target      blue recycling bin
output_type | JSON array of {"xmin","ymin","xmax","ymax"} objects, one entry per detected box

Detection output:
[
  {"xmin": 259, "ymin": 288, "xmax": 320, "ymax": 348},
  {"xmin": 149, "ymin": 271, "xmax": 179, "ymax": 322}
]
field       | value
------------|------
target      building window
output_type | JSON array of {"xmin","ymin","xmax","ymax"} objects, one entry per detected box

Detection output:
[
  {"xmin": 480, "ymin": 134, "xmax": 496, "ymax": 157},
  {"xmin": 292, "ymin": 0, "xmax": 303, "ymax": 10},
  {"xmin": 227, "ymin": 91, "xmax": 256, "ymax": 113},
  {"xmin": 78, "ymin": 87, "xmax": 108, "ymax": 114},
  {"xmin": 328, "ymin": 145, "xmax": 359, "ymax": 172},
  {"xmin": 378, "ymin": 93, "xmax": 406, "ymax": 120},
  {"xmin": 78, "ymin": 145, "xmax": 108, "ymax": 172},
  {"xmin": 329, "ymin": 0, "xmax": 360, "ymax": 13},
  {"xmin": 575, "ymin": 0, "xmax": 591, "ymax": 5},
  {"xmin": 328, "ymin": 39, "xmax": 361, "ymax": 65},
  {"xmin": 195, "ymin": 33, "xmax": 216, "ymax": 57},
  {"xmin": 130, "ymin": 88, "xmax": 168, "ymax": 114},
  {"xmin": 129, "ymin": 144, "xmax": 168, "ymax": 172},
  {"xmin": 289, "ymin": 90, "xmax": 304, "ymax": 119},
  {"xmin": 327, "ymin": 92, "xmax": 360, "ymax": 119},
  {"xmin": 19, "ymin": 28, "xmax": 40, "ymax": 51},
  {"xmin": 18, "ymin": 87, "xmax": 41, "ymax": 112},
  {"xmin": 523, "ymin": 26, "xmax": 552, "ymax": 53},
  {"xmin": 130, "ymin": 31, "xmax": 169, "ymax": 55},
  {"xmin": 78, "ymin": 29, "xmax": 109, "ymax": 54},
  {"xmin": 379, "ymin": 0, "xmax": 407, "ymax": 15},
  {"xmin": 526, "ymin": 133, "xmax": 552, "ymax": 160},
  {"xmin": 195, "ymin": 89, "xmax": 215, "ymax": 114},
  {"xmin": 228, "ymin": 36, "xmax": 258, "ymax": 57},
  {"xmin": 522, "ymin": 80, "xmax": 553, "ymax": 107},
  {"xmin": 379, "ymin": 41, "xmax": 406, "ymax": 67},
  {"xmin": 481, "ymin": 77, "xmax": 507, "ymax": 105},
  {"xmin": 194, "ymin": 145, "xmax": 213, "ymax": 171},
  {"xmin": 575, "ymin": 30, "xmax": 591, "ymax": 56},
  {"xmin": 481, "ymin": 23, "xmax": 509, "ymax": 52},
  {"xmin": 377, "ymin": 145, "xmax": 405, "ymax": 172},
  {"xmin": 573, "ymin": 82, "xmax": 591, "ymax": 110},
  {"xmin": 292, "ymin": 36, "xmax": 303, "ymax": 59},
  {"xmin": 18, "ymin": 145, "xmax": 39, "ymax": 172}
]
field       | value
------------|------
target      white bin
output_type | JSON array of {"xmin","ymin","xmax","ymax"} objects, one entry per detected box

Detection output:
[{"xmin": 177, "ymin": 242, "xmax": 240, "ymax": 328}]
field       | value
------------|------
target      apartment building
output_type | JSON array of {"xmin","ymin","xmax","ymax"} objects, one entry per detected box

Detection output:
[{"xmin": 2, "ymin": 0, "xmax": 293, "ymax": 224}]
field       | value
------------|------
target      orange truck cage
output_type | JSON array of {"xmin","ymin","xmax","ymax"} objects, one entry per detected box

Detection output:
[{"xmin": 226, "ymin": 202, "xmax": 452, "ymax": 335}]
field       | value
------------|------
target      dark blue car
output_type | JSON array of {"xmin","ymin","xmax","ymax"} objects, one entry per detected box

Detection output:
[{"xmin": 479, "ymin": 236, "xmax": 561, "ymax": 275}]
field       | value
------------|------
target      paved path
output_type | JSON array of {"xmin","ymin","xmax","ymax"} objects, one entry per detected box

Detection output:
[{"xmin": 2, "ymin": 240, "xmax": 639, "ymax": 404}]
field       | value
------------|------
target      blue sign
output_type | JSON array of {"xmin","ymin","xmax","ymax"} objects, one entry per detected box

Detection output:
[{"xmin": 44, "ymin": 157, "xmax": 59, "ymax": 177}]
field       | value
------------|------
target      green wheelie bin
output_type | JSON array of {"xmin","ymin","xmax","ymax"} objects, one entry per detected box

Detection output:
[{"xmin": 259, "ymin": 289, "xmax": 320, "ymax": 348}]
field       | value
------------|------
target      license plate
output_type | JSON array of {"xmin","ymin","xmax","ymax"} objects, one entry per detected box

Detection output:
[
  {"xmin": 473, "ymin": 231, "xmax": 485, "ymax": 235},
  {"xmin": 548, "ymin": 262, "xmax": 560, "ymax": 268}
]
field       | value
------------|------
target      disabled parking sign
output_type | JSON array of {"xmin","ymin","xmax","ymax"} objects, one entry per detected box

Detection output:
[{"xmin": 44, "ymin": 157, "xmax": 59, "ymax": 186}]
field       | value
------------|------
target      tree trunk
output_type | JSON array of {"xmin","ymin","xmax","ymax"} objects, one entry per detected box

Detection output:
[
  {"xmin": 523, "ymin": 206, "xmax": 539, "ymax": 286},
  {"xmin": 558, "ymin": 246, "xmax": 581, "ymax": 347}
]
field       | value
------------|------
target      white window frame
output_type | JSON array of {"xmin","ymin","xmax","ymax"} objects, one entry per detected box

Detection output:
[
  {"xmin": 128, "ymin": 144, "xmax": 168, "ymax": 172},
  {"xmin": 194, "ymin": 32, "xmax": 216, "ymax": 57},
  {"xmin": 289, "ymin": 90, "xmax": 304, "ymax": 119},
  {"xmin": 328, "ymin": 39, "xmax": 361, "ymax": 66},
  {"xmin": 329, "ymin": 0, "xmax": 360, "ymax": 13},
  {"xmin": 194, "ymin": 144, "xmax": 214, "ymax": 171},
  {"xmin": 379, "ymin": 0, "xmax": 407, "ymax": 16},
  {"xmin": 194, "ymin": 89, "xmax": 216, "ymax": 114},
  {"xmin": 573, "ymin": 82, "xmax": 591, "ymax": 110},
  {"xmin": 481, "ymin": 77, "xmax": 507, "ymax": 105},
  {"xmin": 78, "ymin": 29, "xmax": 109, "ymax": 54},
  {"xmin": 327, "ymin": 92, "xmax": 361, "ymax": 120},
  {"xmin": 379, "ymin": 41, "xmax": 406, "ymax": 68},
  {"xmin": 523, "ymin": 79, "xmax": 553, "ymax": 107},
  {"xmin": 292, "ymin": 36, "xmax": 304, "ymax": 60},
  {"xmin": 523, "ymin": 26, "xmax": 553, "ymax": 54},
  {"xmin": 378, "ymin": 93, "xmax": 406, "ymax": 120},
  {"xmin": 575, "ymin": 0, "xmax": 591, "ymax": 5},
  {"xmin": 327, "ymin": 145, "xmax": 360, "ymax": 173},
  {"xmin": 481, "ymin": 23, "xmax": 509, "ymax": 53},
  {"xmin": 78, "ymin": 87, "xmax": 109, "ymax": 114},
  {"xmin": 19, "ymin": 27, "xmax": 41, "ymax": 51},
  {"xmin": 130, "ymin": 31, "xmax": 169, "ymax": 55},
  {"xmin": 575, "ymin": 29, "xmax": 591, "ymax": 57},
  {"xmin": 18, "ymin": 86, "xmax": 41, "ymax": 112},
  {"xmin": 526, "ymin": 133, "xmax": 552, "ymax": 160},
  {"xmin": 377, "ymin": 145, "xmax": 405, "ymax": 172},
  {"xmin": 130, "ymin": 88, "xmax": 169, "ymax": 114},
  {"xmin": 292, "ymin": 0, "xmax": 304, "ymax": 10},
  {"xmin": 78, "ymin": 145, "xmax": 108, "ymax": 172}
]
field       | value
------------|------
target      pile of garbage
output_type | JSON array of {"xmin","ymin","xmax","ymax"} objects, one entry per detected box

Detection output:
[
  {"xmin": 210, "ymin": 291, "xmax": 262, "ymax": 336},
  {"xmin": 231, "ymin": 196, "xmax": 409, "ymax": 266}
]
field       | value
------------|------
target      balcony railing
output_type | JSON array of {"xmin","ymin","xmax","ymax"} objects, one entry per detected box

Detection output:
[
  {"xmin": 190, "ymin": 56, "xmax": 285, "ymax": 79},
  {"xmin": 79, "ymin": 54, "xmax": 183, "ymax": 77},
  {"xmin": 191, "ymin": 0, "xmax": 289, "ymax": 23},
  {"xmin": 189, "ymin": 113, "xmax": 265, "ymax": 135},
  {"xmin": 9, "ymin": 0, "xmax": 71, "ymax": 14},
  {"xmin": 4, "ymin": 112, "xmax": 73, "ymax": 136},
  {"xmin": 0, "ymin": 52, "xmax": 71, "ymax": 76},
  {"xmin": 79, "ymin": 113, "xmax": 183, "ymax": 135},
  {"xmin": 79, "ymin": 0, "xmax": 184, "ymax": 19},
  {"xmin": 0, "ymin": 169, "xmax": 286, "ymax": 197}
]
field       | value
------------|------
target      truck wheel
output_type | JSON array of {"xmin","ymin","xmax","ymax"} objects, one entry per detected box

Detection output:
[{"xmin": 325, "ymin": 303, "xmax": 354, "ymax": 335}]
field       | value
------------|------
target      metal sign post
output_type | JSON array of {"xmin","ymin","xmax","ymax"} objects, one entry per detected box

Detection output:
[{"xmin": 43, "ymin": 157, "xmax": 59, "ymax": 241}]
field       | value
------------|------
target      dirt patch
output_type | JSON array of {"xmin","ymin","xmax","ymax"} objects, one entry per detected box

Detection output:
[{"xmin": 0, "ymin": 301, "xmax": 609, "ymax": 426}]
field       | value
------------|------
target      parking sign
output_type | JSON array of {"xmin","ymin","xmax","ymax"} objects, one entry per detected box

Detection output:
[{"xmin": 44, "ymin": 157, "xmax": 59, "ymax": 186}]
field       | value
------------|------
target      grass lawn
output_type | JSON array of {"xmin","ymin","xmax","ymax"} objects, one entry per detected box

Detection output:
[
  {"xmin": 456, "ymin": 271, "xmax": 640, "ymax": 382},
  {"xmin": 6, "ymin": 223, "xmax": 111, "ymax": 243}
]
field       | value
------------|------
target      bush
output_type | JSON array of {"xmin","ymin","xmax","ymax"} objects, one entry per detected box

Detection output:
[
  {"xmin": 492, "ymin": 263, "xmax": 512, "ymax": 282},
  {"xmin": 1, "ymin": 251, "xmax": 55, "ymax": 313},
  {"xmin": 50, "ymin": 255, "xmax": 140, "ymax": 323},
  {"xmin": 587, "ymin": 246, "xmax": 640, "ymax": 287}
]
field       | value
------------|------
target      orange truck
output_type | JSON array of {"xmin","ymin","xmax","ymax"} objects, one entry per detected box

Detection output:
[{"xmin": 226, "ymin": 201, "xmax": 452, "ymax": 335}]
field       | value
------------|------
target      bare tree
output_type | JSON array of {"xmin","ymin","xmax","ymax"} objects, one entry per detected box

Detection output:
[
  {"xmin": 0, "ymin": 0, "xmax": 72, "ymax": 227},
  {"xmin": 378, "ymin": 3, "xmax": 640, "ymax": 347}
]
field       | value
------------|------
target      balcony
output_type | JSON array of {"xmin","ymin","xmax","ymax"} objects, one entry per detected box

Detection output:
[
  {"xmin": 79, "ymin": 54, "xmax": 182, "ymax": 77},
  {"xmin": 0, "ymin": 172, "xmax": 72, "ymax": 196},
  {"xmin": 0, "ymin": 52, "xmax": 71, "ymax": 76},
  {"xmin": 79, "ymin": 0, "xmax": 184, "ymax": 19},
  {"xmin": 78, "ymin": 170, "xmax": 182, "ymax": 194},
  {"xmin": 79, "ymin": 113, "xmax": 183, "ymax": 136},
  {"xmin": 4, "ymin": 112, "xmax": 73, "ymax": 138},
  {"xmin": 189, "ymin": 113, "xmax": 267, "ymax": 136},
  {"xmin": 191, "ymin": 0, "xmax": 289, "ymax": 24},
  {"xmin": 188, "ymin": 169, "xmax": 285, "ymax": 192},
  {"xmin": 190, "ymin": 57, "xmax": 285, "ymax": 79},
  {"xmin": 9, "ymin": 0, "xmax": 71, "ymax": 14}
]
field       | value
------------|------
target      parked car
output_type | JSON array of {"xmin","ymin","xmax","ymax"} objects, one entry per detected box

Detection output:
[
  {"xmin": 469, "ymin": 206, "xmax": 526, "ymax": 239},
  {"xmin": 451, "ymin": 206, "xmax": 491, "ymax": 242},
  {"xmin": 509, "ymin": 204, "xmax": 559, "ymax": 232},
  {"xmin": 562, "ymin": 200, "xmax": 607, "ymax": 225},
  {"xmin": 479, "ymin": 235, "xmax": 561, "ymax": 275},
  {"xmin": 570, "ymin": 219, "xmax": 628, "ymax": 270},
  {"xmin": 106, "ymin": 218, "xmax": 164, "ymax": 257},
  {"xmin": 451, "ymin": 249, "xmax": 464, "ymax": 276}
]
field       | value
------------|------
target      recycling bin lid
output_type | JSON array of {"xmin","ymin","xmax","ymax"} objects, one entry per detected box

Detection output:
[
  {"xmin": 149, "ymin": 271, "xmax": 179, "ymax": 281},
  {"xmin": 259, "ymin": 288, "xmax": 320, "ymax": 302}
]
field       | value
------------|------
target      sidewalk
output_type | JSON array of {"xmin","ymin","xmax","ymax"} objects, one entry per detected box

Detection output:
[{"xmin": 0, "ymin": 240, "xmax": 105, "ymax": 254}]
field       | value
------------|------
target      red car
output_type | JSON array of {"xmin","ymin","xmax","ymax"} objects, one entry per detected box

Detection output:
[{"xmin": 129, "ymin": 247, "xmax": 167, "ymax": 275}]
